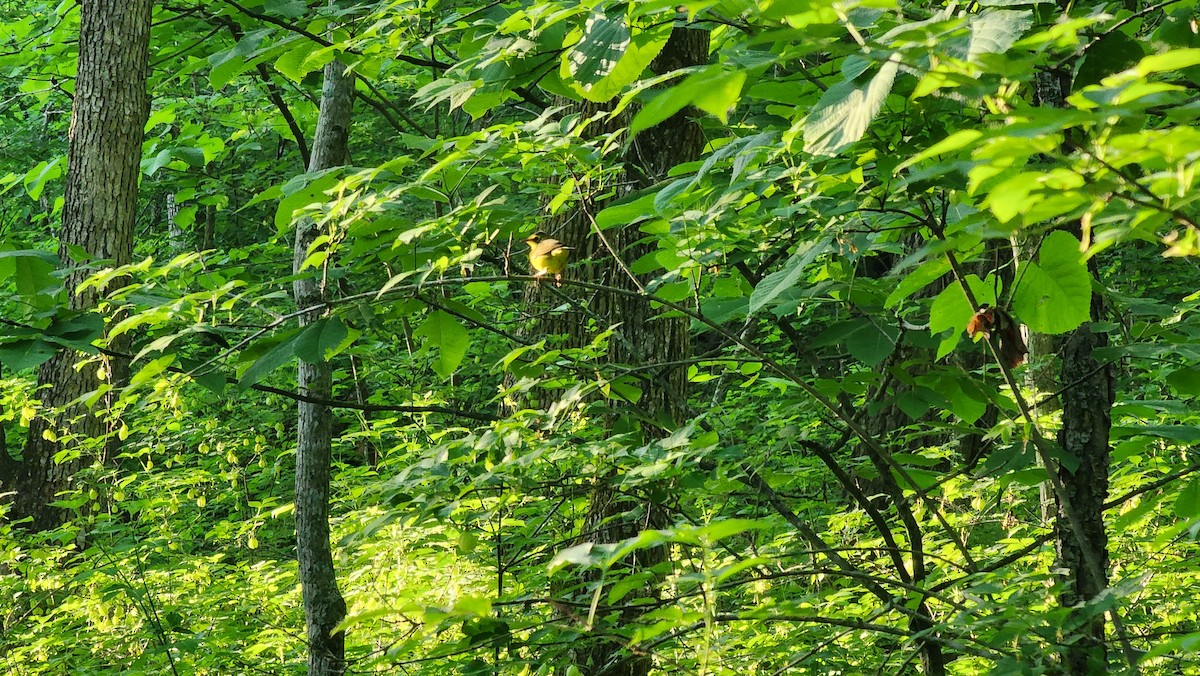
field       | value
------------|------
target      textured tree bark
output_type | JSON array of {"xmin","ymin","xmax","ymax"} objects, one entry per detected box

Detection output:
[
  {"xmin": 12, "ymin": 0, "xmax": 151, "ymax": 531},
  {"xmin": 569, "ymin": 25, "xmax": 709, "ymax": 676},
  {"xmin": 292, "ymin": 60, "xmax": 353, "ymax": 676},
  {"xmin": 1032, "ymin": 50, "xmax": 1114, "ymax": 673},
  {"xmin": 1055, "ymin": 291, "xmax": 1112, "ymax": 674}
]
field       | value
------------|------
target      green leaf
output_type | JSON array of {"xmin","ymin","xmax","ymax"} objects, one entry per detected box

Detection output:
[
  {"xmin": 563, "ymin": 14, "xmax": 670, "ymax": 102},
  {"xmin": 929, "ymin": 275, "xmax": 997, "ymax": 359},
  {"xmin": 748, "ymin": 235, "xmax": 832, "ymax": 315},
  {"xmin": 897, "ymin": 130, "xmax": 983, "ymax": 173},
  {"xmin": 942, "ymin": 375, "xmax": 988, "ymax": 423},
  {"xmin": 563, "ymin": 14, "xmax": 628, "ymax": 86},
  {"xmin": 23, "ymin": 158, "xmax": 63, "ymax": 201},
  {"xmin": 630, "ymin": 65, "xmax": 746, "ymax": 135},
  {"xmin": 293, "ymin": 318, "xmax": 349, "ymax": 364},
  {"xmin": 275, "ymin": 42, "xmax": 334, "ymax": 83},
  {"xmin": 548, "ymin": 543, "xmax": 598, "ymax": 573},
  {"xmin": 44, "ymin": 312, "xmax": 105, "ymax": 352},
  {"xmin": 1012, "ymin": 231, "xmax": 1090, "ymax": 335},
  {"xmin": 1175, "ymin": 478, "xmax": 1200, "ymax": 519},
  {"xmin": 692, "ymin": 518, "xmax": 769, "ymax": 543},
  {"xmin": 1168, "ymin": 367, "xmax": 1200, "ymax": 396},
  {"xmin": 208, "ymin": 29, "xmax": 273, "ymax": 90},
  {"xmin": 843, "ymin": 319, "xmax": 899, "ymax": 366},
  {"xmin": 1113, "ymin": 425, "xmax": 1200, "ymax": 444},
  {"xmin": 264, "ymin": 0, "xmax": 306, "ymax": 18},
  {"xmin": 238, "ymin": 329, "xmax": 303, "ymax": 388},
  {"xmin": 602, "ymin": 375, "xmax": 643, "ymax": 403},
  {"xmin": 1136, "ymin": 48, "xmax": 1200, "ymax": 76},
  {"xmin": 129, "ymin": 354, "xmax": 176, "ymax": 389},
  {"xmin": 1142, "ymin": 631, "xmax": 1200, "ymax": 664},
  {"xmin": 0, "ymin": 339, "xmax": 56, "ymax": 371},
  {"xmin": 0, "ymin": 248, "xmax": 58, "ymax": 264},
  {"xmin": 596, "ymin": 193, "xmax": 657, "ymax": 230},
  {"xmin": 885, "ymin": 257, "xmax": 952, "ymax": 308},
  {"xmin": 982, "ymin": 172, "xmax": 1042, "ymax": 224},
  {"xmin": 3, "ymin": 248, "xmax": 60, "ymax": 308},
  {"xmin": 608, "ymin": 571, "xmax": 655, "ymax": 604},
  {"xmin": 453, "ymin": 595, "xmax": 493, "ymax": 617},
  {"xmin": 414, "ymin": 310, "xmax": 469, "ymax": 379},
  {"xmin": 276, "ymin": 170, "xmax": 341, "ymax": 232},
  {"xmin": 805, "ymin": 53, "xmax": 900, "ymax": 156},
  {"xmin": 692, "ymin": 70, "xmax": 747, "ymax": 122},
  {"xmin": 1074, "ymin": 31, "xmax": 1145, "ymax": 90},
  {"xmin": 965, "ymin": 10, "xmax": 1032, "ymax": 63}
]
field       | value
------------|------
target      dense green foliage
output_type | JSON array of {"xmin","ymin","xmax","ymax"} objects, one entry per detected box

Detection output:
[{"xmin": 2, "ymin": 0, "xmax": 1200, "ymax": 673}]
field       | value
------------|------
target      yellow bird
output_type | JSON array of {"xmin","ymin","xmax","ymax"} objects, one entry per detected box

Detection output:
[{"xmin": 524, "ymin": 232, "xmax": 573, "ymax": 285}]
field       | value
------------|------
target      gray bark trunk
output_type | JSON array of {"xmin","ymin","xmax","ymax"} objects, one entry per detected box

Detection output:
[
  {"xmin": 166, "ymin": 193, "xmax": 185, "ymax": 251},
  {"xmin": 1055, "ymin": 295, "xmax": 1112, "ymax": 674},
  {"xmin": 1033, "ymin": 54, "xmax": 1114, "ymax": 675},
  {"xmin": 292, "ymin": 59, "xmax": 353, "ymax": 676},
  {"xmin": 12, "ymin": 0, "xmax": 151, "ymax": 531}
]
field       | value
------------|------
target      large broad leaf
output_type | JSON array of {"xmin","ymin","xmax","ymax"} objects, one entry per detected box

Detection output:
[
  {"xmin": 1074, "ymin": 31, "xmax": 1145, "ymax": 90},
  {"xmin": 929, "ymin": 274, "xmax": 997, "ymax": 359},
  {"xmin": 564, "ymin": 14, "xmax": 629, "ymax": 90},
  {"xmin": 275, "ymin": 169, "xmax": 341, "ymax": 232},
  {"xmin": 23, "ymin": 158, "xmax": 63, "ymax": 201},
  {"xmin": 293, "ymin": 317, "xmax": 350, "ymax": 364},
  {"xmin": 548, "ymin": 543, "xmax": 599, "ymax": 574},
  {"xmin": 965, "ymin": 10, "xmax": 1033, "ymax": 63},
  {"xmin": 844, "ymin": 319, "xmax": 899, "ymax": 365},
  {"xmin": 238, "ymin": 328, "xmax": 303, "ymax": 388},
  {"xmin": 208, "ymin": 29, "xmax": 274, "ymax": 90},
  {"xmin": 805, "ymin": 52, "xmax": 900, "ymax": 156},
  {"xmin": 885, "ymin": 257, "xmax": 952, "ymax": 308},
  {"xmin": 275, "ymin": 42, "xmax": 337, "ymax": 83},
  {"xmin": 414, "ymin": 310, "xmax": 469, "ymax": 379},
  {"xmin": 595, "ymin": 192, "xmax": 657, "ymax": 230},
  {"xmin": 1175, "ymin": 478, "xmax": 1200, "ymax": 519},
  {"xmin": 562, "ymin": 15, "xmax": 669, "ymax": 102},
  {"xmin": 43, "ymin": 312, "xmax": 105, "ymax": 352},
  {"xmin": 1135, "ymin": 48, "xmax": 1200, "ymax": 76},
  {"xmin": 630, "ymin": 64, "xmax": 747, "ymax": 135},
  {"xmin": 1012, "ymin": 230, "xmax": 1090, "ymax": 334},
  {"xmin": 1, "ymin": 248, "xmax": 60, "ymax": 309},
  {"xmin": 896, "ymin": 129, "xmax": 983, "ymax": 173},
  {"xmin": 748, "ymin": 235, "xmax": 833, "ymax": 315},
  {"xmin": 0, "ymin": 339, "xmax": 56, "ymax": 372}
]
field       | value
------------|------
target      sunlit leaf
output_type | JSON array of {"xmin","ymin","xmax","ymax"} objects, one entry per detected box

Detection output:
[
  {"xmin": 414, "ymin": 310, "xmax": 469, "ymax": 379},
  {"xmin": 805, "ymin": 52, "xmax": 900, "ymax": 156},
  {"xmin": 1012, "ymin": 231, "xmax": 1090, "ymax": 335}
]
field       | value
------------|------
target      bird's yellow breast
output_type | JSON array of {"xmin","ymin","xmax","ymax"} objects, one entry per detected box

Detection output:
[
  {"xmin": 530, "ymin": 247, "xmax": 570, "ymax": 274},
  {"xmin": 526, "ymin": 238, "xmax": 571, "ymax": 275}
]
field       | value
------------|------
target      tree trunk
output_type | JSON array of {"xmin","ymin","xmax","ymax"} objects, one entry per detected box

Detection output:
[
  {"xmin": 1055, "ymin": 289, "xmax": 1112, "ymax": 674},
  {"xmin": 292, "ymin": 59, "xmax": 353, "ymax": 676},
  {"xmin": 166, "ymin": 193, "xmax": 185, "ymax": 251},
  {"xmin": 13, "ymin": 0, "xmax": 151, "ymax": 531},
  {"xmin": 1032, "ymin": 47, "xmax": 1114, "ymax": 673},
  {"xmin": 570, "ymin": 24, "xmax": 709, "ymax": 676}
]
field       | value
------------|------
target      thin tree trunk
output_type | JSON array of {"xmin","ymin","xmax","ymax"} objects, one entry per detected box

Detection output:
[
  {"xmin": 166, "ymin": 193, "xmax": 185, "ymax": 251},
  {"xmin": 1055, "ymin": 288, "xmax": 1112, "ymax": 674},
  {"xmin": 292, "ymin": 59, "xmax": 353, "ymax": 676},
  {"xmin": 13, "ymin": 0, "xmax": 151, "ymax": 531},
  {"xmin": 1033, "ymin": 53, "xmax": 1115, "ymax": 674}
]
